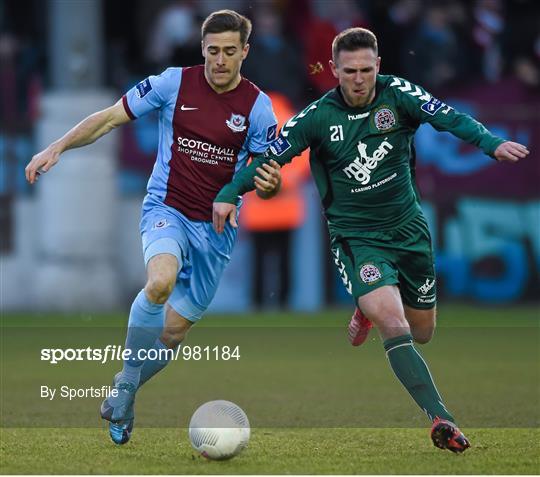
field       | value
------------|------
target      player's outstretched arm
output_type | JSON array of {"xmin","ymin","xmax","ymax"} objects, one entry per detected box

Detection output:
[
  {"xmin": 25, "ymin": 99, "xmax": 131, "ymax": 184},
  {"xmin": 493, "ymin": 141, "xmax": 529, "ymax": 163},
  {"xmin": 213, "ymin": 160, "xmax": 281, "ymax": 233}
]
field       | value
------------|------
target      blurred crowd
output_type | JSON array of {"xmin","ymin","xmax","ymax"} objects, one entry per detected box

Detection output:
[
  {"xmin": 1, "ymin": 0, "xmax": 539, "ymax": 185},
  {"xmin": 101, "ymin": 0, "xmax": 540, "ymax": 106}
]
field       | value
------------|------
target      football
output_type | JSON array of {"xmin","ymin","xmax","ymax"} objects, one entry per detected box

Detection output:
[{"xmin": 188, "ymin": 400, "xmax": 250, "ymax": 460}]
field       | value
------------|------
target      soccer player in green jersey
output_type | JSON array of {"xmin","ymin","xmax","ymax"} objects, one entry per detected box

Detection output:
[{"xmin": 212, "ymin": 28, "xmax": 529, "ymax": 453}]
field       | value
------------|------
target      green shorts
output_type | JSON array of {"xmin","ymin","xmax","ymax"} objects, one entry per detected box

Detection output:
[{"xmin": 330, "ymin": 214, "xmax": 436, "ymax": 309}]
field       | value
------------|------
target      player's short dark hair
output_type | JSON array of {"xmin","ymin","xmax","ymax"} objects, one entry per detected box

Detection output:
[
  {"xmin": 202, "ymin": 10, "xmax": 252, "ymax": 45},
  {"xmin": 332, "ymin": 28, "xmax": 378, "ymax": 62}
]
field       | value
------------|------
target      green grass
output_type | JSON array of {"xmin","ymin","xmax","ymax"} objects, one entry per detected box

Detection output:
[
  {"xmin": 1, "ymin": 305, "xmax": 539, "ymax": 474},
  {"xmin": 1, "ymin": 428, "xmax": 539, "ymax": 474}
]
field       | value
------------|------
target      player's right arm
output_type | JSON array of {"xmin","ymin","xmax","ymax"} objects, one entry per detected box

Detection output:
[
  {"xmin": 26, "ymin": 68, "xmax": 180, "ymax": 185},
  {"xmin": 25, "ymin": 101, "xmax": 131, "ymax": 184},
  {"xmin": 212, "ymin": 102, "xmax": 318, "ymax": 234}
]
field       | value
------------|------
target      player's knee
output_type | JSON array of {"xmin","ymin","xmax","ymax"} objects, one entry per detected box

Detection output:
[
  {"xmin": 411, "ymin": 330, "xmax": 433, "ymax": 344},
  {"xmin": 411, "ymin": 328, "xmax": 434, "ymax": 344},
  {"xmin": 145, "ymin": 276, "xmax": 175, "ymax": 304},
  {"xmin": 363, "ymin": 304, "xmax": 410, "ymax": 336}
]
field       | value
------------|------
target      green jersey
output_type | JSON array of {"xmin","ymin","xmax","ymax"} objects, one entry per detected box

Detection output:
[{"xmin": 216, "ymin": 74, "xmax": 505, "ymax": 234}]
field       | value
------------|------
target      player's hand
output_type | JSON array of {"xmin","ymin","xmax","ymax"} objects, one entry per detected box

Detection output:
[
  {"xmin": 494, "ymin": 141, "xmax": 529, "ymax": 163},
  {"xmin": 25, "ymin": 146, "xmax": 61, "ymax": 184},
  {"xmin": 254, "ymin": 159, "xmax": 281, "ymax": 198},
  {"xmin": 212, "ymin": 202, "xmax": 238, "ymax": 234}
]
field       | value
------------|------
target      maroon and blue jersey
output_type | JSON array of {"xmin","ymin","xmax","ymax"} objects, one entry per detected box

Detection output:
[{"xmin": 122, "ymin": 65, "xmax": 277, "ymax": 221}]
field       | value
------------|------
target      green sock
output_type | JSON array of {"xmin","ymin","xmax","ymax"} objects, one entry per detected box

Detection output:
[{"xmin": 384, "ymin": 334, "xmax": 455, "ymax": 422}]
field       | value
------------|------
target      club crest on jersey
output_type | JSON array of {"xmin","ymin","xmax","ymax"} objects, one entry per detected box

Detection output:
[
  {"xmin": 226, "ymin": 113, "xmax": 247, "ymax": 132},
  {"xmin": 151, "ymin": 219, "xmax": 169, "ymax": 230},
  {"xmin": 359, "ymin": 263, "xmax": 382, "ymax": 284},
  {"xmin": 135, "ymin": 79, "xmax": 152, "ymax": 99},
  {"xmin": 374, "ymin": 108, "xmax": 396, "ymax": 131}
]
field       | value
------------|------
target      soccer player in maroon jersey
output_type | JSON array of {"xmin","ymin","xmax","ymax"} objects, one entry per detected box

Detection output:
[{"xmin": 25, "ymin": 10, "xmax": 282, "ymax": 445}]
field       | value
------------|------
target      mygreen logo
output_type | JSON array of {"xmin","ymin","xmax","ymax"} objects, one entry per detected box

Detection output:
[{"xmin": 342, "ymin": 138, "xmax": 393, "ymax": 184}]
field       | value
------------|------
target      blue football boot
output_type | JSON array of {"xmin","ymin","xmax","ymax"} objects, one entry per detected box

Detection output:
[{"xmin": 100, "ymin": 372, "xmax": 136, "ymax": 445}]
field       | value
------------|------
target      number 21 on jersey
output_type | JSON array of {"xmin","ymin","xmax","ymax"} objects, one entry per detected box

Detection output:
[{"xmin": 330, "ymin": 125, "xmax": 344, "ymax": 142}]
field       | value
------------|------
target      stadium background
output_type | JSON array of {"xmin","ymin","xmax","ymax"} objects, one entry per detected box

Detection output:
[{"xmin": 1, "ymin": 0, "xmax": 539, "ymax": 311}]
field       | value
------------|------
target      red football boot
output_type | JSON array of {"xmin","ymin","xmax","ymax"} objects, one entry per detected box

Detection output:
[
  {"xmin": 347, "ymin": 307, "xmax": 373, "ymax": 346},
  {"xmin": 431, "ymin": 417, "xmax": 471, "ymax": 453}
]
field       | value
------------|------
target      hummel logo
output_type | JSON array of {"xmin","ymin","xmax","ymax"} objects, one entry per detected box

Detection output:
[{"xmin": 180, "ymin": 105, "xmax": 198, "ymax": 111}]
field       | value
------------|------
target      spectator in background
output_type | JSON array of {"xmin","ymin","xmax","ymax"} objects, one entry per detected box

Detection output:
[
  {"xmin": 146, "ymin": 1, "xmax": 200, "ymax": 71},
  {"xmin": 303, "ymin": 0, "xmax": 370, "ymax": 96},
  {"xmin": 0, "ymin": 31, "xmax": 40, "ymax": 132},
  {"xmin": 242, "ymin": 5, "xmax": 307, "ymax": 107},
  {"xmin": 196, "ymin": 0, "xmax": 247, "ymax": 18},
  {"xmin": 371, "ymin": 0, "xmax": 422, "ymax": 75},
  {"xmin": 502, "ymin": 0, "xmax": 540, "ymax": 90},
  {"xmin": 241, "ymin": 92, "xmax": 311, "ymax": 309},
  {"xmin": 470, "ymin": 0, "xmax": 505, "ymax": 83},
  {"xmin": 401, "ymin": 3, "xmax": 466, "ymax": 91}
]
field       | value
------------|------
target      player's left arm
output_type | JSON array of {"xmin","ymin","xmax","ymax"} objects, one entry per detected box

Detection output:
[
  {"xmin": 254, "ymin": 160, "xmax": 282, "ymax": 199},
  {"xmin": 396, "ymin": 79, "xmax": 530, "ymax": 162},
  {"xmin": 213, "ymin": 100, "xmax": 318, "ymax": 234}
]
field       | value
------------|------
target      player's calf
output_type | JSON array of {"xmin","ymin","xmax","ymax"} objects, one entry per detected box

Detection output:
[
  {"xmin": 403, "ymin": 305, "xmax": 436, "ymax": 344},
  {"xmin": 410, "ymin": 327, "xmax": 434, "ymax": 344}
]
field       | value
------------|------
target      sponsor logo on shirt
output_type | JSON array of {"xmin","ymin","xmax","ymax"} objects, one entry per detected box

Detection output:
[
  {"xmin": 374, "ymin": 107, "xmax": 396, "ymax": 131},
  {"xmin": 177, "ymin": 136, "xmax": 235, "ymax": 166},
  {"xmin": 226, "ymin": 113, "xmax": 247, "ymax": 132},
  {"xmin": 342, "ymin": 137, "xmax": 394, "ymax": 185},
  {"xmin": 266, "ymin": 124, "xmax": 277, "ymax": 142},
  {"xmin": 421, "ymin": 97, "xmax": 444, "ymax": 115},
  {"xmin": 359, "ymin": 263, "xmax": 382, "ymax": 284},
  {"xmin": 135, "ymin": 79, "xmax": 152, "ymax": 99},
  {"xmin": 268, "ymin": 135, "xmax": 292, "ymax": 156}
]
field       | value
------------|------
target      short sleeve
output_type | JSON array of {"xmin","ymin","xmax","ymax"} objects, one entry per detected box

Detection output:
[
  {"xmin": 123, "ymin": 67, "xmax": 182, "ymax": 119},
  {"xmin": 246, "ymin": 92, "xmax": 278, "ymax": 154}
]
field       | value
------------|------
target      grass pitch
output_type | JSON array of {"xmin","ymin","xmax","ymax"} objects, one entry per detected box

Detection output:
[
  {"xmin": 1, "ymin": 304, "xmax": 539, "ymax": 474},
  {"xmin": 1, "ymin": 427, "xmax": 539, "ymax": 474}
]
